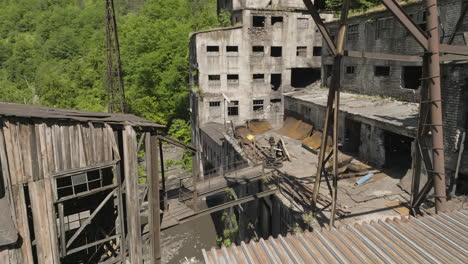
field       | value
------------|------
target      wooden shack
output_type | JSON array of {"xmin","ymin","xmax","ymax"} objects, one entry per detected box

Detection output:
[{"xmin": 0, "ymin": 103, "xmax": 164, "ymax": 264}]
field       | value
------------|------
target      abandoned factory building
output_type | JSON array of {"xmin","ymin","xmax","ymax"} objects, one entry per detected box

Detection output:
[
  {"xmin": 285, "ymin": 0, "xmax": 468, "ymax": 192},
  {"xmin": 189, "ymin": 0, "xmax": 333, "ymax": 172}
]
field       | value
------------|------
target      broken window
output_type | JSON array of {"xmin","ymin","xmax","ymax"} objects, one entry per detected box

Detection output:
[
  {"xmin": 409, "ymin": 11, "xmax": 427, "ymax": 34},
  {"xmin": 271, "ymin": 16, "xmax": 283, "ymax": 25},
  {"xmin": 313, "ymin": 46, "xmax": 322, "ymax": 56},
  {"xmin": 346, "ymin": 66, "xmax": 356, "ymax": 74},
  {"xmin": 347, "ymin": 24, "xmax": 359, "ymax": 40},
  {"xmin": 209, "ymin": 101, "xmax": 221, "ymax": 107},
  {"xmin": 227, "ymin": 74, "xmax": 239, "ymax": 84},
  {"xmin": 375, "ymin": 18, "xmax": 393, "ymax": 39},
  {"xmin": 375, "ymin": 66, "xmax": 390, "ymax": 77},
  {"xmin": 297, "ymin": 18, "xmax": 309, "ymax": 29},
  {"xmin": 296, "ymin": 46, "xmax": 307, "ymax": 57},
  {"xmin": 252, "ymin": 16, "xmax": 265, "ymax": 27},
  {"xmin": 208, "ymin": 75, "xmax": 221, "ymax": 85},
  {"xmin": 207, "ymin": 46, "xmax": 220, "ymax": 52},
  {"xmin": 271, "ymin": 74, "xmax": 282, "ymax": 91},
  {"xmin": 253, "ymin": 74, "xmax": 264, "ymax": 82},
  {"xmin": 271, "ymin": 46, "xmax": 282, "ymax": 57},
  {"xmin": 253, "ymin": 99, "xmax": 264, "ymax": 112},
  {"xmin": 227, "ymin": 100, "xmax": 239, "ymax": 116},
  {"xmin": 226, "ymin": 46, "xmax": 239, "ymax": 55},
  {"xmin": 55, "ymin": 167, "xmax": 113, "ymax": 199},
  {"xmin": 402, "ymin": 66, "xmax": 422, "ymax": 89},
  {"xmin": 252, "ymin": 46, "xmax": 264, "ymax": 55}
]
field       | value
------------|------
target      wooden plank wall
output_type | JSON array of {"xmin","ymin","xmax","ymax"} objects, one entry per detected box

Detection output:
[{"xmin": 0, "ymin": 118, "xmax": 120, "ymax": 264}]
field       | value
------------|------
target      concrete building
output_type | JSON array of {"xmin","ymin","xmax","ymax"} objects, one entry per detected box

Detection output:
[
  {"xmin": 189, "ymin": 0, "xmax": 332, "ymax": 172},
  {"xmin": 285, "ymin": 0, "xmax": 467, "ymax": 192}
]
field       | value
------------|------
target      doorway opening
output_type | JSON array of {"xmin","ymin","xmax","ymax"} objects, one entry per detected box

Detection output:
[
  {"xmin": 384, "ymin": 131, "xmax": 413, "ymax": 178},
  {"xmin": 343, "ymin": 118, "xmax": 361, "ymax": 154}
]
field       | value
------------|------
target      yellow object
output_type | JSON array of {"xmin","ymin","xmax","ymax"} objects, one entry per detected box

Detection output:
[{"xmin": 246, "ymin": 134, "xmax": 255, "ymax": 141}]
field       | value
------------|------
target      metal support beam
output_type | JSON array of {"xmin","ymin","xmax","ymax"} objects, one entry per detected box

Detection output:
[
  {"xmin": 302, "ymin": 0, "xmax": 337, "ymax": 56},
  {"xmin": 425, "ymin": 0, "xmax": 447, "ymax": 212}
]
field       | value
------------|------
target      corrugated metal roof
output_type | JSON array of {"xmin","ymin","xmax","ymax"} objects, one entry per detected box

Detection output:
[
  {"xmin": 203, "ymin": 209, "xmax": 468, "ymax": 264},
  {"xmin": 0, "ymin": 102, "xmax": 164, "ymax": 128}
]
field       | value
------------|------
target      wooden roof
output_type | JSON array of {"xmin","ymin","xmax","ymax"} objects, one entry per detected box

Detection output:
[{"xmin": 0, "ymin": 102, "xmax": 164, "ymax": 128}]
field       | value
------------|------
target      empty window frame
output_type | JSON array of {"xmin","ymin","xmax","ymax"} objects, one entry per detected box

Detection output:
[
  {"xmin": 375, "ymin": 18, "xmax": 393, "ymax": 39},
  {"xmin": 227, "ymin": 101, "xmax": 239, "ymax": 116},
  {"xmin": 313, "ymin": 46, "xmax": 322, "ymax": 56},
  {"xmin": 209, "ymin": 101, "xmax": 221, "ymax": 107},
  {"xmin": 271, "ymin": 16, "xmax": 283, "ymax": 25},
  {"xmin": 347, "ymin": 24, "xmax": 359, "ymax": 40},
  {"xmin": 375, "ymin": 66, "xmax": 390, "ymax": 77},
  {"xmin": 55, "ymin": 167, "xmax": 114, "ymax": 200},
  {"xmin": 253, "ymin": 74, "xmax": 265, "ymax": 82},
  {"xmin": 253, "ymin": 100, "xmax": 264, "ymax": 112},
  {"xmin": 252, "ymin": 46, "xmax": 264, "ymax": 55},
  {"xmin": 271, "ymin": 46, "xmax": 282, "ymax": 57},
  {"xmin": 252, "ymin": 16, "xmax": 266, "ymax": 27},
  {"xmin": 226, "ymin": 46, "xmax": 239, "ymax": 54},
  {"xmin": 296, "ymin": 46, "xmax": 307, "ymax": 57},
  {"xmin": 271, "ymin": 74, "xmax": 282, "ymax": 91},
  {"xmin": 346, "ymin": 66, "xmax": 356, "ymax": 74},
  {"xmin": 402, "ymin": 66, "xmax": 422, "ymax": 89},
  {"xmin": 227, "ymin": 74, "xmax": 239, "ymax": 84},
  {"xmin": 207, "ymin": 46, "xmax": 220, "ymax": 52},
  {"xmin": 208, "ymin": 75, "xmax": 221, "ymax": 81},
  {"xmin": 297, "ymin": 18, "xmax": 309, "ymax": 29}
]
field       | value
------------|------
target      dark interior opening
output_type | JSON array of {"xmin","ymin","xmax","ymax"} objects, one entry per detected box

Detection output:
[
  {"xmin": 343, "ymin": 118, "xmax": 361, "ymax": 154},
  {"xmin": 384, "ymin": 131, "xmax": 413, "ymax": 178},
  {"xmin": 270, "ymin": 98, "xmax": 281, "ymax": 103},
  {"xmin": 207, "ymin": 46, "xmax": 219, "ymax": 52},
  {"xmin": 325, "ymin": 65, "xmax": 333, "ymax": 78},
  {"xmin": 252, "ymin": 16, "xmax": 265, "ymax": 27},
  {"xmin": 271, "ymin": 46, "xmax": 282, "ymax": 57},
  {"xmin": 291, "ymin": 68, "xmax": 320, "ymax": 88},
  {"xmin": 252, "ymin": 46, "xmax": 264, "ymax": 53},
  {"xmin": 402, "ymin": 66, "xmax": 422, "ymax": 89},
  {"xmin": 271, "ymin": 74, "xmax": 282, "ymax": 91},
  {"xmin": 375, "ymin": 66, "xmax": 390, "ymax": 77},
  {"xmin": 253, "ymin": 74, "xmax": 264, "ymax": 81},
  {"xmin": 209, "ymin": 75, "xmax": 220, "ymax": 81},
  {"xmin": 226, "ymin": 46, "xmax": 238, "ymax": 52},
  {"xmin": 346, "ymin": 66, "xmax": 355, "ymax": 74},
  {"xmin": 271, "ymin": 16, "xmax": 283, "ymax": 25},
  {"xmin": 313, "ymin": 46, "xmax": 322, "ymax": 56}
]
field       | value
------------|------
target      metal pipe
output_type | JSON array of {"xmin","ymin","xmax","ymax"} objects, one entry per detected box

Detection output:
[{"xmin": 426, "ymin": 0, "xmax": 447, "ymax": 212}]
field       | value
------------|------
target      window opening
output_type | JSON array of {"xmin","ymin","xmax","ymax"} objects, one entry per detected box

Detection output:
[
  {"xmin": 402, "ymin": 66, "xmax": 422, "ymax": 89},
  {"xmin": 375, "ymin": 66, "xmax": 390, "ymax": 77},
  {"xmin": 227, "ymin": 74, "xmax": 239, "ymax": 84},
  {"xmin": 347, "ymin": 24, "xmax": 359, "ymax": 40},
  {"xmin": 253, "ymin": 16, "xmax": 265, "ymax": 27},
  {"xmin": 271, "ymin": 16, "xmax": 283, "ymax": 25},
  {"xmin": 271, "ymin": 46, "xmax": 282, "ymax": 57},
  {"xmin": 252, "ymin": 46, "xmax": 264, "ymax": 55},
  {"xmin": 208, "ymin": 75, "xmax": 221, "ymax": 81},
  {"xmin": 207, "ymin": 46, "xmax": 219, "ymax": 52},
  {"xmin": 253, "ymin": 74, "xmax": 264, "ymax": 82},
  {"xmin": 346, "ymin": 66, "xmax": 356, "ymax": 74},
  {"xmin": 375, "ymin": 18, "xmax": 393, "ymax": 39},
  {"xmin": 271, "ymin": 74, "xmax": 282, "ymax": 91},
  {"xmin": 296, "ymin": 46, "xmax": 307, "ymax": 57},
  {"xmin": 226, "ymin": 46, "xmax": 238, "ymax": 52},
  {"xmin": 209, "ymin": 101, "xmax": 221, "ymax": 107},
  {"xmin": 253, "ymin": 100, "xmax": 264, "ymax": 112},
  {"xmin": 313, "ymin": 46, "xmax": 322, "ymax": 56},
  {"xmin": 228, "ymin": 101, "xmax": 239, "ymax": 116}
]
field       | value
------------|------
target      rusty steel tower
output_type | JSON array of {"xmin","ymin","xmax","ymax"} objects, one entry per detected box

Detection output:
[{"xmin": 105, "ymin": 0, "xmax": 126, "ymax": 113}]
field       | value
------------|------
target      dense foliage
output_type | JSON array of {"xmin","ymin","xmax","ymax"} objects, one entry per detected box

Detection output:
[
  {"xmin": 324, "ymin": 0, "xmax": 381, "ymax": 12},
  {"xmin": 0, "ymin": 0, "xmax": 224, "ymax": 150}
]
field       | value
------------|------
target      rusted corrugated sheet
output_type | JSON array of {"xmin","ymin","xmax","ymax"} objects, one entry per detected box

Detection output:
[{"xmin": 203, "ymin": 209, "xmax": 468, "ymax": 264}]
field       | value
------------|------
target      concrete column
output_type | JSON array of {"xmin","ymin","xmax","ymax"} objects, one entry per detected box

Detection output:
[{"xmin": 359, "ymin": 124, "xmax": 385, "ymax": 167}]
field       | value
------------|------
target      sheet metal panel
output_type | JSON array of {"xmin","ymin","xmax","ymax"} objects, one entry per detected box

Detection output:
[{"xmin": 203, "ymin": 209, "xmax": 468, "ymax": 263}]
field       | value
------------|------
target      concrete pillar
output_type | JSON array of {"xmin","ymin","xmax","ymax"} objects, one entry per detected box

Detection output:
[{"xmin": 359, "ymin": 124, "xmax": 385, "ymax": 167}]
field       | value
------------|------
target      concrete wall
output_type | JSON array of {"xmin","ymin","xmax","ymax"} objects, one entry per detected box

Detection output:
[{"xmin": 219, "ymin": 0, "xmax": 307, "ymax": 11}]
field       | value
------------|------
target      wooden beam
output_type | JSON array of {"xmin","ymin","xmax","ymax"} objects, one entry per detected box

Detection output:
[
  {"xmin": 147, "ymin": 133, "xmax": 161, "ymax": 264},
  {"xmin": 123, "ymin": 125, "xmax": 142, "ymax": 263},
  {"xmin": 158, "ymin": 135, "xmax": 196, "ymax": 152}
]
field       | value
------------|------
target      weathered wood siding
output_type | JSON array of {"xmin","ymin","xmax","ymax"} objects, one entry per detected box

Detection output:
[{"xmin": 0, "ymin": 118, "xmax": 121, "ymax": 264}]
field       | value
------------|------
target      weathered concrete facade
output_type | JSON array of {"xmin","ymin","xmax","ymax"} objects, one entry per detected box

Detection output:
[
  {"xmin": 190, "ymin": 0, "xmax": 332, "ymax": 172},
  {"xmin": 285, "ymin": 0, "xmax": 467, "ymax": 190}
]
